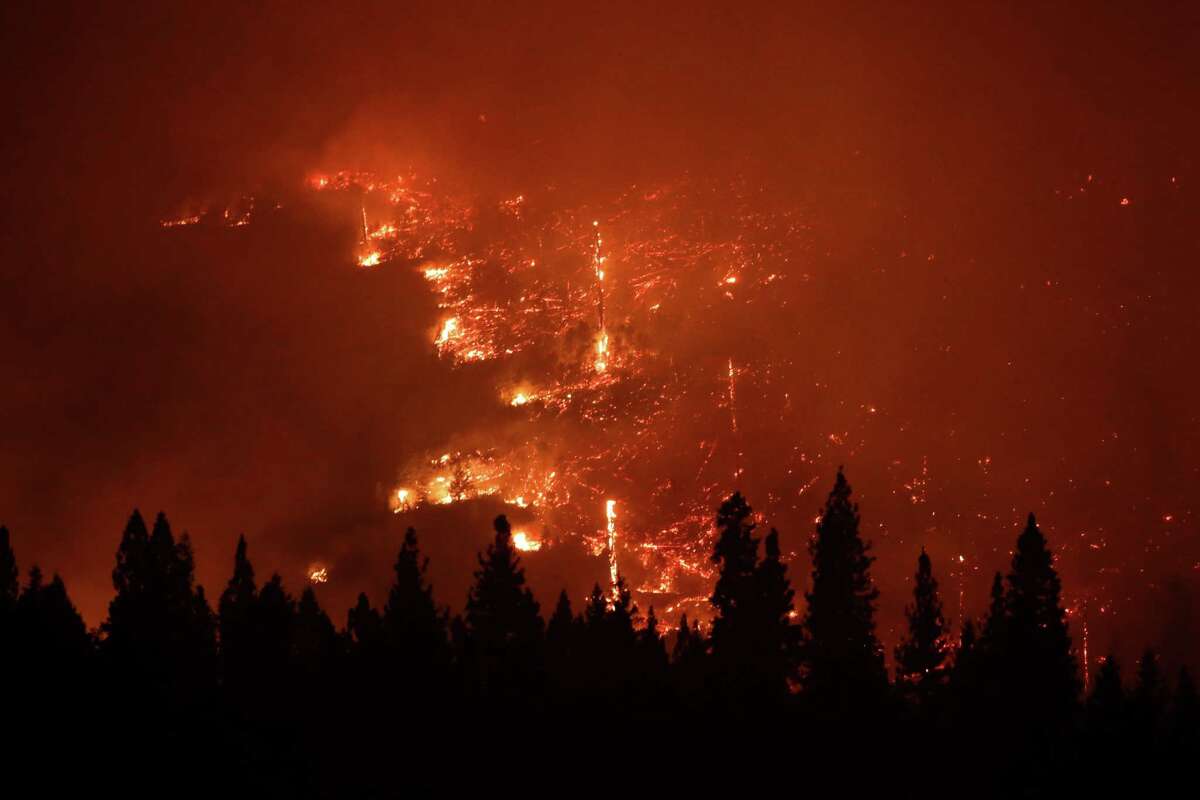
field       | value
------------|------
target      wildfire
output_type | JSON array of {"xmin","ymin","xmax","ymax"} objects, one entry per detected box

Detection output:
[
  {"xmin": 606, "ymin": 499, "xmax": 618, "ymax": 594},
  {"xmin": 512, "ymin": 530, "xmax": 542, "ymax": 552},
  {"xmin": 165, "ymin": 166, "xmax": 1019, "ymax": 627},
  {"xmin": 435, "ymin": 317, "xmax": 458, "ymax": 349},
  {"xmin": 308, "ymin": 566, "xmax": 329, "ymax": 584},
  {"xmin": 594, "ymin": 330, "xmax": 610, "ymax": 374}
]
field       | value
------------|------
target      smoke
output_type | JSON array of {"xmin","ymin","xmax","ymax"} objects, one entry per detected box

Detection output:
[{"xmin": 2, "ymin": 2, "xmax": 1198, "ymax": 674}]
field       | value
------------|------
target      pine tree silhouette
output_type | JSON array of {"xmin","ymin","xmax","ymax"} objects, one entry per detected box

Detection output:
[
  {"xmin": 218, "ymin": 534, "xmax": 258, "ymax": 696},
  {"xmin": 1088, "ymin": 654, "xmax": 1125, "ymax": 728},
  {"xmin": 292, "ymin": 586, "xmax": 339, "ymax": 676},
  {"xmin": 11, "ymin": 564, "xmax": 96, "ymax": 789},
  {"xmin": 104, "ymin": 510, "xmax": 217, "ymax": 688},
  {"xmin": 381, "ymin": 527, "xmax": 448, "ymax": 672},
  {"xmin": 545, "ymin": 589, "xmax": 580, "ymax": 697},
  {"xmin": 1167, "ymin": 666, "xmax": 1199, "ymax": 776},
  {"xmin": 801, "ymin": 469, "xmax": 886, "ymax": 707},
  {"xmin": 1131, "ymin": 647, "xmax": 1166, "ymax": 742},
  {"xmin": 546, "ymin": 589, "xmax": 577, "ymax": 654},
  {"xmin": 753, "ymin": 528, "xmax": 800, "ymax": 698},
  {"xmin": 347, "ymin": 592, "xmax": 383, "ymax": 651},
  {"xmin": 256, "ymin": 574, "xmax": 296, "ymax": 680},
  {"xmin": 895, "ymin": 548, "xmax": 949, "ymax": 698},
  {"xmin": 101, "ymin": 510, "xmax": 221, "ymax": 793},
  {"xmin": 949, "ymin": 617, "xmax": 981, "ymax": 706},
  {"xmin": 639, "ymin": 605, "xmax": 669, "ymax": 674},
  {"xmin": 0, "ymin": 526, "xmax": 17, "ymax": 668},
  {"xmin": 14, "ymin": 565, "xmax": 90, "ymax": 660},
  {"xmin": 1082, "ymin": 654, "xmax": 1128, "ymax": 792},
  {"xmin": 463, "ymin": 515, "xmax": 543, "ymax": 700},
  {"xmin": 709, "ymin": 492, "xmax": 759, "ymax": 666},
  {"xmin": 0, "ymin": 526, "xmax": 16, "ymax": 619},
  {"xmin": 1002, "ymin": 514, "xmax": 1080, "ymax": 726}
]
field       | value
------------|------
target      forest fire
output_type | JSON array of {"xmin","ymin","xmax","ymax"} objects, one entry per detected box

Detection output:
[{"xmin": 148, "ymin": 161, "xmax": 1173, "ymax": 632}]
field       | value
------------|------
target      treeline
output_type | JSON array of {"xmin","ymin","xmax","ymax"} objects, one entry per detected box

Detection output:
[{"xmin": 1, "ymin": 469, "xmax": 1196, "ymax": 796}]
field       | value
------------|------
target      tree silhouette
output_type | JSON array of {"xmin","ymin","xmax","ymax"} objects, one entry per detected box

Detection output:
[
  {"xmin": 708, "ymin": 493, "xmax": 799, "ymax": 704},
  {"xmin": 292, "ymin": 586, "xmax": 339, "ymax": 676},
  {"xmin": 671, "ymin": 612, "xmax": 708, "ymax": 710},
  {"xmin": 949, "ymin": 617, "xmax": 981, "ymax": 706},
  {"xmin": 1131, "ymin": 647, "xmax": 1166, "ymax": 743},
  {"xmin": 1167, "ymin": 666, "xmax": 1199, "ymax": 776},
  {"xmin": 104, "ymin": 510, "xmax": 217, "ymax": 689},
  {"xmin": 347, "ymin": 592, "xmax": 383, "ymax": 651},
  {"xmin": 463, "ymin": 515, "xmax": 543, "ymax": 699},
  {"xmin": 101, "ymin": 511, "xmax": 222, "ymax": 792},
  {"xmin": 801, "ymin": 469, "xmax": 886, "ymax": 706},
  {"xmin": 1002, "ymin": 514, "xmax": 1080, "ymax": 726},
  {"xmin": 0, "ymin": 525, "xmax": 16, "ymax": 620},
  {"xmin": 753, "ymin": 528, "xmax": 800, "ymax": 698},
  {"xmin": 381, "ymin": 527, "xmax": 448, "ymax": 673},
  {"xmin": 639, "ymin": 605, "xmax": 669, "ymax": 675},
  {"xmin": 255, "ymin": 574, "xmax": 296, "ymax": 681},
  {"xmin": 546, "ymin": 589, "xmax": 578, "ymax": 657},
  {"xmin": 895, "ymin": 548, "xmax": 949, "ymax": 699},
  {"xmin": 0, "ymin": 526, "xmax": 17, "ymax": 666},
  {"xmin": 14, "ymin": 565, "xmax": 90, "ymax": 660},
  {"xmin": 545, "ymin": 589, "xmax": 581, "ymax": 697},
  {"xmin": 10, "ymin": 564, "xmax": 95, "ymax": 789},
  {"xmin": 218, "ymin": 534, "xmax": 258, "ymax": 696},
  {"xmin": 1081, "ymin": 654, "xmax": 1128, "ymax": 792},
  {"xmin": 709, "ymin": 492, "xmax": 759, "ymax": 662}
]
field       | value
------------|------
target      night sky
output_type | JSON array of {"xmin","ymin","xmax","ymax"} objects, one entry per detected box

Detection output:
[{"xmin": 3, "ymin": 2, "xmax": 1198, "ymax": 674}]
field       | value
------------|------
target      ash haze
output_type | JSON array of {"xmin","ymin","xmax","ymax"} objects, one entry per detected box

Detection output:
[{"xmin": 2, "ymin": 1, "xmax": 1199, "ymax": 675}]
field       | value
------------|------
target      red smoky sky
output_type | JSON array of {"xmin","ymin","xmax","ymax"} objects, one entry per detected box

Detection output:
[{"xmin": 2, "ymin": 2, "xmax": 1199, "ymax": 672}]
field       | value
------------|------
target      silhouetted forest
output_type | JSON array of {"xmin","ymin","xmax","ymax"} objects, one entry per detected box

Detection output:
[{"xmin": 2, "ymin": 470, "xmax": 1195, "ymax": 797}]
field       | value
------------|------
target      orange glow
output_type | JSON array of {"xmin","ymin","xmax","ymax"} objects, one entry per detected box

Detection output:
[
  {"xmin": 512, "ymin": 530, "xmax": 542, "ymax": 552},
  {"xmin": 307, "ymin": 566, "xmax": 329, "ymax": 584}
]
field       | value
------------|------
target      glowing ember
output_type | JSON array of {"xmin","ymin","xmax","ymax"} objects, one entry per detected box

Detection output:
[
  {"xmin": 308, "ymin": 566, "xmax": 329, "ymax": 584},
  {"xmin": 357, "ymin": 250, "xmax": 382, "ymax": 268}
]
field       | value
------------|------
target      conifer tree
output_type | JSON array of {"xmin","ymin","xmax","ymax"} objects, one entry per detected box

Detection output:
[
  {"xmin": 0, "ymin": 525, "xmax": 17, "ymax": 620},
  {"xmin": 218, "ymin": 535, "xmax": 258, "ymax": 692},
  {"xmin": 801, "ymin": 469, "xmax": 886, "ymax": 703},
  {"xmin": 14, "ymin": 566, "xmax": 91, "ymax": 664},
  {"xmin": 545, "ymin": 589, "xmax": 580, "ymax": 694},
  {"xmin": 672, "ymin": 613, "xmax": 705, "ymax": 665},
  {"xmin": 980, "ymin": 571, "xmax": 1006, "ymax": 650},
  {"xmin": 256, "ymin": 574, "xmax": 296, "ymax": 677},
  {"xmin": 894, "ymin": 548, "xmax": 949, "ymax": 696},
  {"xmin": 1002, "ymin": 514, "xmax": 1080, "ymax": 724},
  {"xmin": 463, "ymin": 515, "xmax": 543, "ymax": 697},
  {"xmin": 347, "ymin": 592, "xmax": 382, "ymax": 651},
  {"xmin": 1131, "ymin": 647, "xmax": 1166, "ymax": 739},
  {"xmin": 753, "ymin": 528, "xmax": 800, "ymax": 696},
  {"xmin": 639, "ymin": 606, "xmax": 669, "ymax": 673},
  {"xmin": 104, "ymin": 510, "xmax": 216, "ymax": 688},
  {"xmin": 382, "ymin": 527, "xmax": 448, "ymax": 669},
  {"xmin": 1167, "ymin": 666, "xmax": 1199, "ymax": 761},
  {"xmin": 292, "ymin": 587, "xmax": 339, "ymax": 675},
  {"xmin": 709, "ymin": 492, "xmax": 759, "ymax": 665},
  {"xmin": 1087, "ymin": 654, "xmax": 1125, "ymax": 736},
  {"xmin": 949, "ymin": 618, "xmax": 981, "ymax": 703},
  {"xmin": 0, "ymin": 526, "xmax": 17, "ymax": 673},
  {"xmin": 546, "ymin": 590, "xmax": 577, "ymax": 652}
]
